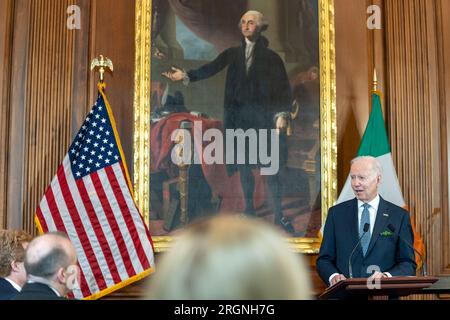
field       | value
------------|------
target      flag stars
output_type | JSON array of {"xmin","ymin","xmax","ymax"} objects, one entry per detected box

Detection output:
[{"xmin": 69, "ymin": 99, "xmax": 120, "ymax": 178}]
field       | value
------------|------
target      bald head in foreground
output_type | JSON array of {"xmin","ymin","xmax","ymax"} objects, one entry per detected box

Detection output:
[
  {"xmin": 316, "ymin": 156, "xmax": 416, "ymax": 287},
  {"xmin": 147, "ymin": 215, "xmax": 312, "ymax": 300},
  {"xmin": 14, "ymin": 232, "xmax": 78, "ymax": 300}
]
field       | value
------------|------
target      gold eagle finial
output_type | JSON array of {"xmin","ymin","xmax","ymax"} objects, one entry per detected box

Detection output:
[{"xmin": 90, "ymin": 55, "xmax": 113, "ymax": 82}]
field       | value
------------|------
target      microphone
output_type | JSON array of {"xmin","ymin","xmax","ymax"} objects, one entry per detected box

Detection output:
[
  {"xmin": 348, "ymin": 223, "xmax": 370, "ymax": 278},
  {"xmin": 387, "ymin": 224, "xmax": 427, "ymax": 276}
]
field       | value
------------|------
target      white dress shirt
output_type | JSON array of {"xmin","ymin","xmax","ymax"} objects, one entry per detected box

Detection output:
[
  {"xmin": 4, "ymin": 277, "xmax": 22, "ymax": 291},
  {"xmin": 357, "ymin": 194, "xmax": 380, "ymax": 235},
  {"xmin": 244, "ymin": 38, "xmax": 256, "ymax": 72}
]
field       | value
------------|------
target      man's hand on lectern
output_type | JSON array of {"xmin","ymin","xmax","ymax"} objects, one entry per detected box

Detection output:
[{"xmin": 330, "ymin": 274, "xmax": 347, "ymax": 286}]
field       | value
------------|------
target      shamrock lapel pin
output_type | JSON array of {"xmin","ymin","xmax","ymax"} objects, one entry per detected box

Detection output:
[{"xmin": 380, "ymin": 229, "xmax": 393, "ymax": 237}]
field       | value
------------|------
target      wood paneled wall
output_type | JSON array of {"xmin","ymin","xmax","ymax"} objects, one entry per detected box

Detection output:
[
  {"xmin": 0, "ymin": 0, "xmax": 135, "ymax": 232},
  {"xmin": 0, "ymin": 0, "xmax": 14, "ymax": 227},
  {"xmin": 384, "ymin": 0, "xmax": 450, "ymax": 281}
]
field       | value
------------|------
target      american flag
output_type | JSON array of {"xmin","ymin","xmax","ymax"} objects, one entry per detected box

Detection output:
[{"xmin": 35, "ymin": 84, "xmax": 155, "ymax": 299}]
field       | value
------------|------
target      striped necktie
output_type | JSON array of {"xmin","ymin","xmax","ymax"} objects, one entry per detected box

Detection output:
[{"xmin": 359, "ymin": 203, "xmax": 371, "ymax": 256}]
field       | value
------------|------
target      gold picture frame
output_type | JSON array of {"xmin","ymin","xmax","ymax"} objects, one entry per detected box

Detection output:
[{"xmin": 133, "ymin": 0, "xmax": 336, "ymax": 253}]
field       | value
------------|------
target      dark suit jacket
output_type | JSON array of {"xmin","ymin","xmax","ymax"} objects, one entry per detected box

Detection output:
[
  {"xmin": 188, "ymin": 36, "xmax": 291, "ymax": 131},
  {"xmin": 0, "ymin": 277, "xmax": 19, "ymax": 300},
  {"xmin": 13, "ymin": 282, "xmax": 67, "ymax": 300},
  {"xmin": 187, "ymin": 36, "xmax": 291, "ymax": 173},
  {"xmin": 316, "ymin": 196, "xmax": 417, "ymax": 285}
]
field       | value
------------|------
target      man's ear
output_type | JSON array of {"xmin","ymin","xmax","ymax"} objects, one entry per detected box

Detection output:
[
  {"xmin": 376, "ymin": 174, "xmax": 382, "ymax": 185},
  {"xmin": 10, "ymin": 260, "xmax": 20, "ymax": 273},
  {"xmin": 55, "ymin": 267, "xmax": 66, "ymax": 284}
]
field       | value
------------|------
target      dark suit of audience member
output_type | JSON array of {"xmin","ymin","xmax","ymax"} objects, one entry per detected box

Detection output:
[
  {"xmin": 0, "ymin": 278, "xmax": 19, "ymax": 300},
  {"xmin": 316, "ymin": 156, "xmax": 417, "ymax": 287},
  {"xmin": 14, "ymin": 282, "xmax": 67, "ymax": 300}
]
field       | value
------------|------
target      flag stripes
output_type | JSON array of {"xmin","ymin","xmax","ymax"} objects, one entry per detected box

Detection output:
[{"xmin": 35, "ymin": 84, "xmax": 154, "ymax": 299}]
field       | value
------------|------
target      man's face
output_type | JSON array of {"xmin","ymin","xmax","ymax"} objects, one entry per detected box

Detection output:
[
  {"xmin": 350, "ymin": 160, "xmax": 380, "ymax": 202},
  {"xmin": 241, "ymin": 14, "xmax": 259, "ymax": 40},
  {"xmin": 14, "ymin": 242, "xmax": 29, "ymax": 286}
]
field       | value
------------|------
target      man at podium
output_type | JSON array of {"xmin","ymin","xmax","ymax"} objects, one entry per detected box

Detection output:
[{"xmin": 316, "ymin": 156, "xmax": 416, "ymax": 287}]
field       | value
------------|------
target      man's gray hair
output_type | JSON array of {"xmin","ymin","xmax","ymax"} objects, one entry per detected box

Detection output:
[
  {"xmin": 351, "ymin": 156, "xmax": 382, "ymax": 177},
  {"xmin": 24, "ymin": 232, "xmax": 72, "ymax": 280},
  {"xmin": 238, "ymin": 10, "xmax": 269, "ymax": 32}
]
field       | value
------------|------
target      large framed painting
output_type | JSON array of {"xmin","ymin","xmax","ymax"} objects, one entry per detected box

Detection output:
[{"xmin": 133, "ymin": 0, "xmax": 337, "ymax": 252}]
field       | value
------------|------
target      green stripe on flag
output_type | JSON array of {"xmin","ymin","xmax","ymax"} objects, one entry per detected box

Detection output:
[{"xmin": 357, "ymin": 92, "xmax": 391, "ymax": 157}]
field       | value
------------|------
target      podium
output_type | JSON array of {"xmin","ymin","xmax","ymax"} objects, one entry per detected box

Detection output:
[{"xmin": 319, "ymin": 276, "xmax": 439, "ymax": 300}]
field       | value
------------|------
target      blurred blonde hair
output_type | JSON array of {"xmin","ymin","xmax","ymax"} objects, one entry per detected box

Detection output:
[
  {"xmin": 0, "ymin": 230, "xmax": 33, "ymax": 277},
  {"xmin": 147, "ymin": 215, "xmax": 311, "ymax": 300}
]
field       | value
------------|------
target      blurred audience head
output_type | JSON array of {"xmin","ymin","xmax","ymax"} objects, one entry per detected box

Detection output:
[
  {"xmin": 0, "ymin": 230, "xmax": 33, "ymax": 287},
  {"xmin": 24, "ymin": 232, "xmax": 78, "ymax": 297},
  {"xmin": 147, "ymin": 215, "xmax": 312, "ymax": 299}
]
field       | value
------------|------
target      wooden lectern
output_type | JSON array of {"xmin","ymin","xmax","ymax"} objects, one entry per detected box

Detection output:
[{"xmin": 319, "ymin": 276, "xmax": 439, "ymax": 300}]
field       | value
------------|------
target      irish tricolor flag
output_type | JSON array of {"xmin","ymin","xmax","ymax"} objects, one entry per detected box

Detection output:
[{"xmin": 336, "ymin": 90, "xmax": 425, "ymax": 269}]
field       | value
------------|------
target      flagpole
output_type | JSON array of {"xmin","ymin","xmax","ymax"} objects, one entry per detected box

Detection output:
[{"xmin": 373, "ymin": 69, "xmax": 378, "ymax": 92}]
